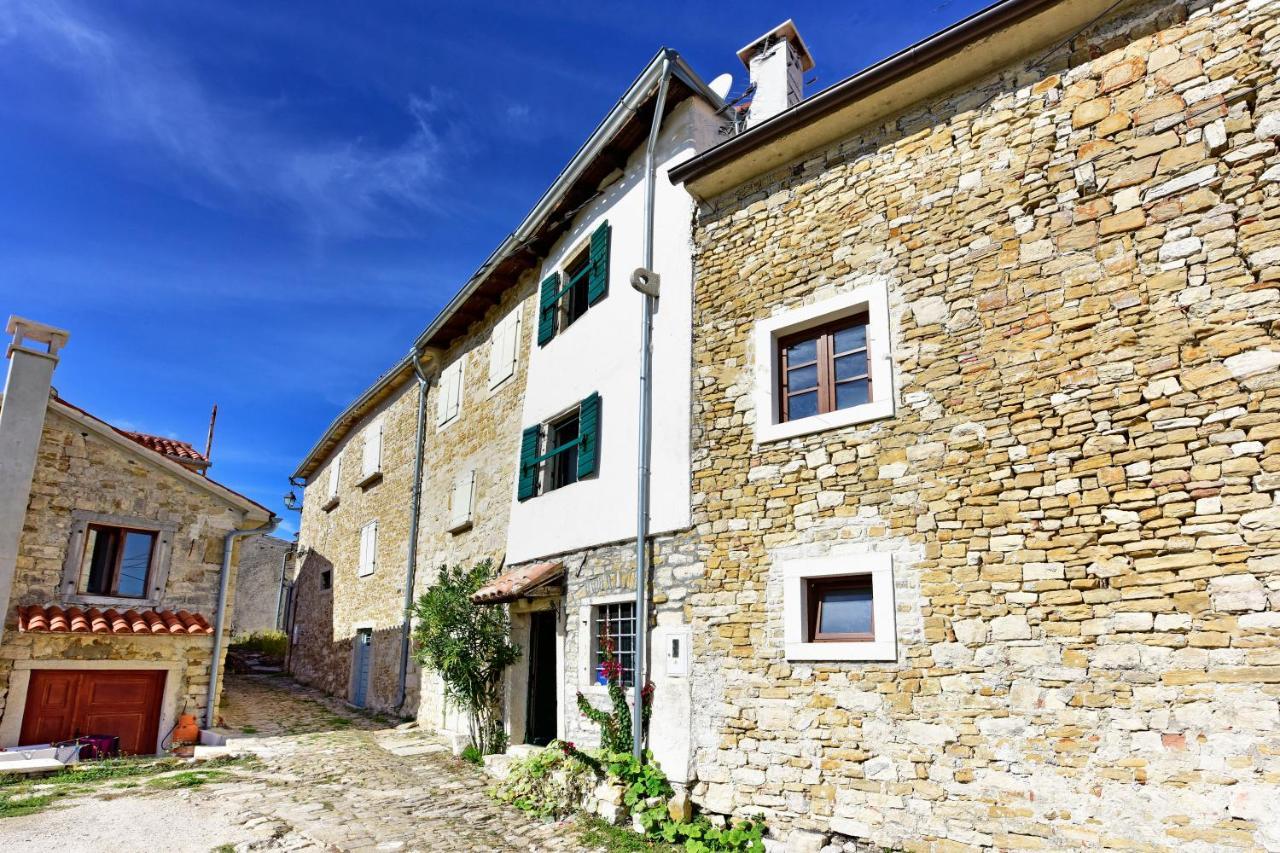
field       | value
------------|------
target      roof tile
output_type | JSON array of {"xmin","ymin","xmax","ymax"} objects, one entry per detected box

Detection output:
[
  {"xmin": 17, "ymin": 605, "xmax": 214, "ymax": 636},
  {"xmin": 472, "ymin": 562, "xmax": 564, "ymax": 605}
]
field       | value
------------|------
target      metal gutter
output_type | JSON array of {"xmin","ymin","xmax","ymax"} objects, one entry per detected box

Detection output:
[
  {"xmin": 668, "ymin": 0, "xmax": 1066, "ymax": 187},
  {"xmin": 206, "ymin": 515, "xmax": 281, "ymax": 728}
]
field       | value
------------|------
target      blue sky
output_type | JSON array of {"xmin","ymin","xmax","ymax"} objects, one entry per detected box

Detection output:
[{"xmin": 0, "ymin": 0, "xmax": 989, "ymax": 536}]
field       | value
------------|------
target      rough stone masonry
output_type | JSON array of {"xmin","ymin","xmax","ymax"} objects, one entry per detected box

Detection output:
[{"xmin": 685, "ymin": 0, "xmax": 1280, "ymax": 849}]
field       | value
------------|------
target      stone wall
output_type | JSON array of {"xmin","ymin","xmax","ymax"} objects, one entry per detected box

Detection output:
[
  {"xmin": 1, "ymin": 406, "xmax": 256, "ymax": 730},
  {"xmin": 291, "ymin": 278, "xmax": 536, "ymax": 722},
  {"xmin": 685, "ymin": 0, "xmax": 1280, "ymax": 849},
  {"xmin": 231, "ymin": 534, "xmax": 291, "ymax": 636}
]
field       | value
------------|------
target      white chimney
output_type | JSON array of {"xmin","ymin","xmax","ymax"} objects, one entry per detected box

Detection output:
[
  {"xmin": 0, "ymin": 316, "xmax": 68, "ymax": 643},
  {"xmin": 737, "ymin": 20, "xmax": 814, "ymax": 129}
]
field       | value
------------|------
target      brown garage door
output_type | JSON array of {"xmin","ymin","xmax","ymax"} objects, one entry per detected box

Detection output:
[{"xmin": 20, "ymin": 670, "xmax": 166, "ymax": 755}]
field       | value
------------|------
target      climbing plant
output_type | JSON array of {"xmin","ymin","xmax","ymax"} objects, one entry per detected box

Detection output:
[
  {"xmin": 411, "ymin": 559, "xmax": 520, "ymax": 754},
  {"xmin": 576, "ymin": 633, "xmax": 654, "ymax": 754}
]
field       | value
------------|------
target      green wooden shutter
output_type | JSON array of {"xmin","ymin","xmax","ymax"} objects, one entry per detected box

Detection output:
[
  {"xmin": 518, "ymin": 425, "xmax": 541, "ymax": 501},
  {"xmin": 587, "ymin": 221, "xmax": 610, "ymax": 306},
  {"xmin": 537, "ymin": 272, "xmax": 560, "ymax": 346},
  {"xmin": 577, "ymin": 392, "xmax": 600, "ymax": 480}
]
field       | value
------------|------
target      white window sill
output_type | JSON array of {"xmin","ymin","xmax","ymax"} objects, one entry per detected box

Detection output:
[
  {"xmin": 357, "ymin": 569, "xmax": 375, "ymax": 579},
  {"xmin": 756, "ymin": 397, "xmax": 895, "ymax": 444},
  {"xmin": 447, "ymin": 518, "xmax": 473, "ymax": 535},
  {"xmin": 785, "ymin": 639, "xmax": 897, "ymax": 662},
  {"xmin": 436, "ymin": 414, "xmax": 460, "ymax": 433},
  {"xmin": 63, "ymin": 593, "xmax": 161, "ymax": 610},
  {"xmin": 578, "ymin": 684, "xmax": 634, "ymax": 699},
  {"xmin": 321, "ymin": 495, "xmax": 340, "ymax": 512},
  {"xmin": 356, "ymin": 471, "xmax": 383, "ymax": 490}
]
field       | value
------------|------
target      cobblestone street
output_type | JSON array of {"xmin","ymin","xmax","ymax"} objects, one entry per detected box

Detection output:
[
  {"xmin": 215, "ymin": 673, "xmax": 592, "ymax": 852},
  {"xmin": 8, "ymin": 674, "xmax": 593, "ymax": 853}
]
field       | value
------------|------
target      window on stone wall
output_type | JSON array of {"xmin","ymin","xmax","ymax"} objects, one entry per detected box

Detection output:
[
  {"xmin": 754, "ymin": 281, "xmax": 894, "ymax": 443},
  {"xmin": 782, "ymin": 554, "xmax": 896, "ymax": 661},
  {"xmin": 79, "ymin": 525, "xmax": 156, "ymax": 598},
  {"xmin": 592, "ymin": 601, "xmax": 636, "ymax": 688},
  {"xmin": 320, "ymin": 570, "xmax": 332, "ymax": 591}
]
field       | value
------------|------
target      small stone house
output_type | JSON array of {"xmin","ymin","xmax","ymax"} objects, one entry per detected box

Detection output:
[
  {"xmin": 0, "ymin": 317, "xmax": 275, "ymax": 755},
  {"xmin": 669, "ymin": 0, "xmax": 1280, "ymax": 849},
  {"xmin": 230, "ymin": 534, "xmax": 292, "ymax": 637}
]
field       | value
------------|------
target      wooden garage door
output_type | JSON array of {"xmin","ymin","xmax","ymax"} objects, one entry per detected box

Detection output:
[{"xmin": 20, "ymin": 670, "xmax": 166, "ymax": 756}]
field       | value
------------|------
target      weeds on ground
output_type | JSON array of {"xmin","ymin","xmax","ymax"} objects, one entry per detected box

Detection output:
[
  {"xmin": 577, "ymin": 815, "xmax": 678, "ymax": 851},
  {"xmin": 241, "ymin": 726, "xmax": 259, "ymax": 734},
  {"xmin": 0, "ymin": 754, "xmax": 256, "ymax": 819}
]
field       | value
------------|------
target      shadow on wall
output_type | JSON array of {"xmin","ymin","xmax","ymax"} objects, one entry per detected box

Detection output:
[{"xmin": 285, "ymin": 548, "xmax": 419, "ymax": 717}]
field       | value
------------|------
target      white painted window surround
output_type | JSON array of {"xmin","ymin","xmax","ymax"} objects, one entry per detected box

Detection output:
[
  {"xmin": 436, "ymin": 357, "xmax": 464, "ymax": 427},
  {"xmin": 448, "ymin": 469, "xmax": 475, "ymax": 532},
  {"xmin": 361, "ymin": 416, "xmax": 383, "ymax": 479},
  {"xmin": 577, "ymin": 593, "xmax": 635, "ymax": 696},
  {"xmin": 358, "ymin": 520, "xmax": 378, "ymax": 577},
  {"xmin": 782, "ymin": 553, "xmax": 897, "ymax": 661},
  {"xmin": 488, "ymin": 307, "xmax": 522, "ymax": 390},
  {"xmin": 753, "ymin": 281, "xmax": 894, "ymax": 444}
]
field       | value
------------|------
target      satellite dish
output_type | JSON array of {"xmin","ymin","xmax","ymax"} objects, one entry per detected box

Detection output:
[{"xmin": 709, "ymin": 73, "xmax": 733, "ymax": 100}]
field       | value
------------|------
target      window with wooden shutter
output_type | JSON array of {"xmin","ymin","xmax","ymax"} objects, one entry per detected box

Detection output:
[
  {"xmin": 518, "ymin": 425, "xmax": 540, "ymax": 501},
  {"xmin": 577, "ymin": 392, "xmax": 600, "ymax": 479},
  {"xmin": 436, "ymin": 358, "xmax": 463, "ymax": 426},
  {"xmin": 449, "ymin": 469, "xmax": 475, "ymax": 532},
  {"xmin": 516, "ymin": 392, "xmax": 601, "ymax": 500},
  {"xmin": 327, "ymin": 452, "xmax": 342, "ymax": 499},
  {"xmin": 361, "ymin": 416, "xmax": 383, "ymax": 479},
  {"xmin": 537, "ymin": 273, "xmax": 559, "ymax": 346},
  {"xmin": 587, "ymin": 221, "xmax": 610, "ymax": 306},
  {"xmin": 358, "ymin": 520, "xmax": 377, "ymax": 577},
  {"xmin": 488, "ymin": 308, "xmax": 521, "ymax": 389}
]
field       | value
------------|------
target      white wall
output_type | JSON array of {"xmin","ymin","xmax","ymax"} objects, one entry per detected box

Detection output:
[{"xmin": 505, "ymin": 97, "xmax": 721, "ymax": 564}]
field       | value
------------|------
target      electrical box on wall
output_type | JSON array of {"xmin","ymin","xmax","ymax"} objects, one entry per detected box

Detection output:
[{"xmin": 665, "ymin": 629, "xmax": 690, "ymax": 677}]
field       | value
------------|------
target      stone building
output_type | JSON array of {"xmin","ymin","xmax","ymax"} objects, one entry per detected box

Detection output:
[
  {"xmin": 0, "ymin": 317, "xmax": 274, "ymax": 755},
  {"xmin": 230, "ymin": 534, "xmax": 292, "ymax": 636},
  {"xmin": 667, "ymin": 0, "xmax": 1280, "ymax": 849}
]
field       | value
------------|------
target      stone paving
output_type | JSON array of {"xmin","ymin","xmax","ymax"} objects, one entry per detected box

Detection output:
[{"xmin": 211, "ymin": 673, "xmax": 593, "ymax": 852}]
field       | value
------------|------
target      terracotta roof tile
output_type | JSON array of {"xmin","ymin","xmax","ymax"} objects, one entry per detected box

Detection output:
[
  {"xmin": 472, "ymin": 561, "xmax": 563, "ymax": 605},
  {"xmin": 17, "ymin": 605, "xmax": 214, "ymax": 636},
  {"xmin": 121, "ymin": 431, "xmax": 210, "ymax": 468}
]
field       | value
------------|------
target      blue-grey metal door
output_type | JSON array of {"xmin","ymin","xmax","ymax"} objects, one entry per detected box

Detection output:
[{"xmin": 352, "ymin": 629, "xmax": 372, "ymax": 707}]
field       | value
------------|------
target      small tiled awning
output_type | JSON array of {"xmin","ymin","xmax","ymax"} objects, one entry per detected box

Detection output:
[
  {"xmin": 472, "ymin": 562, "xmax": 563, "ymax": 605},
  {"xmin": 17, "ymin": 605, "xmax": 214, "ymax": 636}
]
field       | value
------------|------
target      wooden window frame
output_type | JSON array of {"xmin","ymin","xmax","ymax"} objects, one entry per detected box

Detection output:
[
  {"xmin": 81, "ymin": 524, "xmax": 158, "ymax": 599},
  {"xmin": 544, "ymin": 408, "xmax": 581, "ymax": 493},
  {"xmin": 777, "ymin": 312, "xmax": 871, "ymax": 423},
  {"xmin": 806, "ymin": 575, "xmax": 874, "ymax": 643}
]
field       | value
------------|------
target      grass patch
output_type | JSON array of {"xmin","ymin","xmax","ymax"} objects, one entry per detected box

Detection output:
[
  {"xmin": 240, "ymin": 726, "xmax": 259, "ymax": 734},
  {"xmin": 0, "ymin": 791, "xmax": 63, "ymax": 819},
  {"xmin": 0, "ymin": 757, "xmax": 184, "ymax": 789},
  {"xmin": 324, "ymin": 715, "xmax": 353, "ymax": 729},
  {"xmin": 146, "ymin": 769, "xmax": 230, "ymax": 790},
  {"xmin": 576, "ymin": 815, "xmax": 677, "ymax": 852},
  {"xmin": 228, "ymin": 630, "xmax": 287, "ymax": 658}
]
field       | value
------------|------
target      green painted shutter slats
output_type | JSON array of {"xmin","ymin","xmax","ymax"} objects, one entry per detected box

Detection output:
[
  {"xmin": 588, "ymin": 221, "xmax": 610, "ymax": 306},
  {"xmin": 537, "ymin": 272, "xmax": 560, "ymax": 346},
  {"xmin": 518, "ymin": 425, "xmax": 540, "ymax": 501},
  {"xmin": 577, "ymin": 392, "xmax": 600, "ymax": 480}
]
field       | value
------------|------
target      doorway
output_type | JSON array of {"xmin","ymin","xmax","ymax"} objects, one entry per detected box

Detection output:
[
  {"xmin": 524, "ymin": 610, "xmax": 557, "ymax": 746},
  {"xmin": 351, "ymin": 628, "xmax": 372, "ymax": 708}
]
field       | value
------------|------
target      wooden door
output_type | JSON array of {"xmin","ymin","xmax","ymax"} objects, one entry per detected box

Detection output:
[{"xmin": 20, "ymin": 670, "xmax": 166, "ymax": 755}]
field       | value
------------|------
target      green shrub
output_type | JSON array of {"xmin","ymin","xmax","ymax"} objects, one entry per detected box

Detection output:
[
  {"xmin": 412, "ymin": 559, "xmax": 521, "ymax": 755},
  {"xmin": 494, "ymin": 740, "xmax": 597, "ymax": 820},
  {"xmin": 460, "ymin": 744, "xmax": 484, "ymax": 766},
  {"xmin": 228, "ymin": 630, "xmax": 287, "ymax": 658}
]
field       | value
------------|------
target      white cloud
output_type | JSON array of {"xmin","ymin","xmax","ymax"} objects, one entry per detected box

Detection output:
[{"xmin": 0, "ymin": 0, "xmax": 445, "ymax": 239}]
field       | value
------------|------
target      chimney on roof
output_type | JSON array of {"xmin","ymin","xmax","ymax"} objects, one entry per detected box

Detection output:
[
  {"xmin": 737, "ymin": 20, "xmax": 814, "ymax": 129},
  {"xmin": 0, "ymin": 316, "xmax": 69, "ymax": 644}
]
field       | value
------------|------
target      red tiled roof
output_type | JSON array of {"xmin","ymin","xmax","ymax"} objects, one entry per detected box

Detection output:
[
  {"xmin": 472, "ymin": 562, "xmax": 564, "ymax": 605},
  {"xmin": 17, "ymin": 605, "xmax": 214, "ymax": 636},
  {"xmin": 122, "ymin": 431, "xmax": 210, "ymax": 467}
]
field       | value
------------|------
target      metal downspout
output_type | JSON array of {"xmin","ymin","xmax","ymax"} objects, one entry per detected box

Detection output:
[
  {"xmin": 395, "ymin": 348, "xmax": 434, "ymax": 713},
  {"xmin": 634, "ymin": 52, "xmax": 673, "ymax": 762},
  {"xmin": 206, "ymin": 515, "xmax": 280, "ymax": 728}
]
